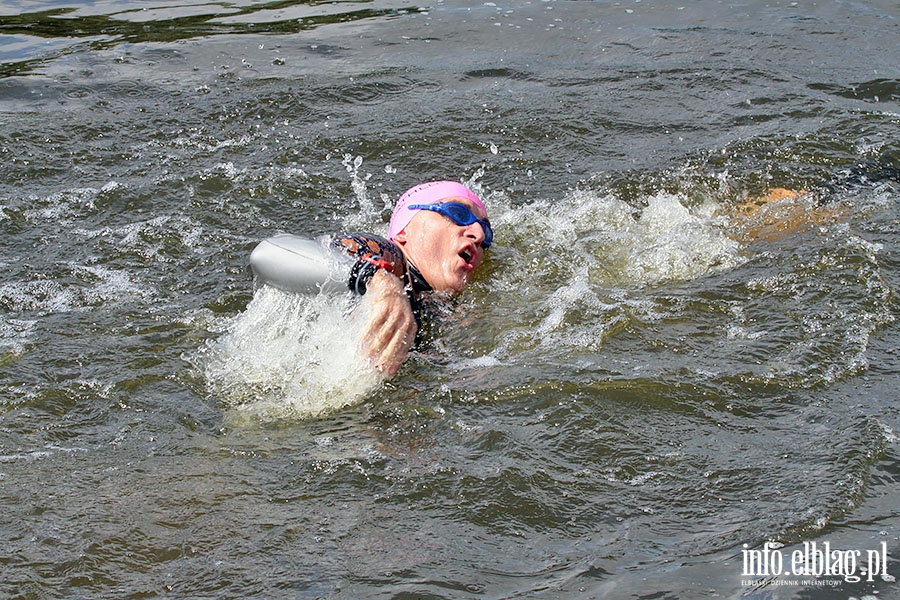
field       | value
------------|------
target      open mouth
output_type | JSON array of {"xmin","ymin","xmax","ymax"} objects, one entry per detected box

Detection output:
[{"xmin": 459, "ymin": 248, "xmax": 473, "ymax": 265}]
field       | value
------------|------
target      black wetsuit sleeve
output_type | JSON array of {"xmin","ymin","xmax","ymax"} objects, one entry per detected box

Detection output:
[{"xmin": 329, "ymin": 233, "xmax": 407, "ymax": 295}]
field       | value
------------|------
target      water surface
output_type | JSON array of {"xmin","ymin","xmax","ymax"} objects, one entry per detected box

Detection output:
[{"xmin": 1, "ymin": 0, "xmax": 898, "ymax": 598}]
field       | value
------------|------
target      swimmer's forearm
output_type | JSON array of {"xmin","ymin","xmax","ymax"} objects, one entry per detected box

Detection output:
[{"xmin": 359, "ymin": 270, "xmax": 417, "ymax": 376}]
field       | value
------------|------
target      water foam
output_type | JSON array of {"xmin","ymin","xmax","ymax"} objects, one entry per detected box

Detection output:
[
  {"xmin": 202, "ymin": 285, "xmax": 383, "ymax": 421},
  {"xmin": 495, "ymin": 188, "xmax": 742, "ymax": 289},
  {"xmin": 622, "ymin": 192, "xmax": 742, "ymax": 284},
  {"xmin": 0, "ymin": 318, "xmax": 36, "ymax": 360},
  {"xmin": 487, "ymin": 188, "xmax": 744, "ymax": 357},
  {"xmin": 0, "ymin": 263, "xmax": 152, "ymax": 314}
]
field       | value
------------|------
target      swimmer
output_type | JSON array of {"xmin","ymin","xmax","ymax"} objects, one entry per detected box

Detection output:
[{"xmin": 330, "ymin": 181, "xmax": 492, "ymax": 376}]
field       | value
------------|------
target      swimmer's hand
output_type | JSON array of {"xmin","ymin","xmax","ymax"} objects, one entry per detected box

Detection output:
[{"xmin": 360, "ymin": 269, "xmax": 417, "ymax": 377}]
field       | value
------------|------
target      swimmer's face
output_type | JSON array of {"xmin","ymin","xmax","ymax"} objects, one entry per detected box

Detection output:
[{"xmin": 393, "ymin": 197, "xmax": 488, "ymax": 293}]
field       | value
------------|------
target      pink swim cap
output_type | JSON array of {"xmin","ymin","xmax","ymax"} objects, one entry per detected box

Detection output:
[{"xmin": 388, "ymin": 181, "xmax": 486, "ymax": 240}]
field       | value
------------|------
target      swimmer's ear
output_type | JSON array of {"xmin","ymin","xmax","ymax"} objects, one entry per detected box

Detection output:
[{"xmin": 393, "ymin": 229, "xmax": 409, "ymax": 247}]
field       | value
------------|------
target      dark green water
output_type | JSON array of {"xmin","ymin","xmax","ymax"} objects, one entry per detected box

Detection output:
[{"xmin": 1, "ymin": 1, "xmax": 898, "ymax": 598}]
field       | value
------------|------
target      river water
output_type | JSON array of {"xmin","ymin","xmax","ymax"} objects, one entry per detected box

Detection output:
[{"xmin": 1, "ymin": 0, "xmax": 898, "ymax": 598}]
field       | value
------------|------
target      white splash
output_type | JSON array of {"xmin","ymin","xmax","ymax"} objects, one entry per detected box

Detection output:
[
  {"xmin": 484, "ymin": 187, "xmax": 745, "ymax": 358},
  {"xmin": 202, "ymin": 285, "xmax": 383, "ymax": 421},
  {"xmin": 623, "ymin": 192, "xmax": 742, "ymax": 284},
  {"xmin": 493, "ymin": 188, "xmax": 742, "ymax": 290}
]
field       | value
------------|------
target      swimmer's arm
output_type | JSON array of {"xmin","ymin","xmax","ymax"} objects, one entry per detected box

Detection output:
[{"xmin": 360, "ymin": 269, "xmax": 417, "ymax": 377}]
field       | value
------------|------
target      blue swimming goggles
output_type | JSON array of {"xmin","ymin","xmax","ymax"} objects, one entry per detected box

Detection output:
[{"xmin": 408, "ymin": 202, "xmax": 493, "ymax": 248}]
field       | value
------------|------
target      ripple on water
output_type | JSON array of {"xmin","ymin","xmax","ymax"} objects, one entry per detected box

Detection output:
[{"xmin": 0, "ymin": 2, "xmax": 897, "ymax": 596}]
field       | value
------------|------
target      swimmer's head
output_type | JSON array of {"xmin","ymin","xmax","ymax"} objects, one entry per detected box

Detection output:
[{"xmin": 389, "ymin": 181, "xmax": 487, "ymax": 240}]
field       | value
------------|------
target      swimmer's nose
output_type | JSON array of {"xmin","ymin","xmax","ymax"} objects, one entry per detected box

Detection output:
[{"xmin": 464, "ymin": 222, "xmax": 486, "ymax": 246}]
